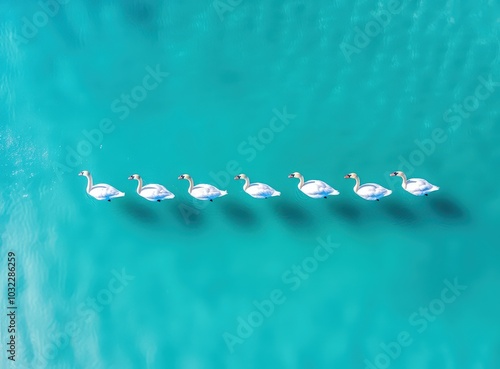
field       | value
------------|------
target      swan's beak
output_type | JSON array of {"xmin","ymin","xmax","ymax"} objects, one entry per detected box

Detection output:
[
  {"xmin": 177, "ymin": 175, "xmax": 183, "ymax": 180},
  {"xmin": 344, "ymin": 174, "xmax": 350, "ymax": 179},
  {"xmin": 128, "ymin": 176, "xmax": 133, "ymax": 180},
  {"xmin": 234, "ymin": 175, "xmax": 240, "ymax": 180},
  {"xmin": 78, "ymin": 172, "xmax": 83, "ymax": 176},
  {"xmin": 390, "ymin": 172, "xmax": 397, "ymax": 177},
  {"xmin": 288, "ymin": 174, "xmax": 294, "ymax": 178}
]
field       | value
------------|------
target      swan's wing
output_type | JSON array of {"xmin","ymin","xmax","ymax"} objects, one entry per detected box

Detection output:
[
  {"xmin": 407, "ymin": 178, "xmax": 438, "ymax": 194},
  {"xmin": 142, "ymin": 184, "xmax": 164, "ymax": 191},
  {"xmin": 358, "ymin": 183, "xmax": 391, "ymax": 197},
  {"xmin": 192, "ymin": 184, "xmax": 223, "ymax": 198},
  {"xmin": 247, "ymin": 183, "xmax": 276, "ymax": 197},
  {"xmin": 141, "ymin": 184, "xmax": 174, "ymax": 199},
  {"xmin": 303, "ymin": 180, "xmax": 322, "ymax": 187},
  {"xmin": 303, "ymin": 180, "xmax": 327, "ymax": 191},
  {"xmin": 193, "ymin": 184, "xmax": 219, "ymax": 193},
  {"xmin": 90, "ymin": 184, "xmax": 124, "ymax": 199},
  {"xmin": 303, "ymin": 180, "xmax": 338, "ymax": 196}
]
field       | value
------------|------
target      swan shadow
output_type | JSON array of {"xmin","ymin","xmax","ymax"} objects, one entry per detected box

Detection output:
[
  {"xmin": 327, "ymin": 199, "xmax": 362, "ymax": 222},
  {"xmin": 166, "ymin": 199, "xmax": 206, "ymax": 229},
  {"xmin": 428, "ymin": 197, "xmax": 468, "ymax": 222},
  {"xmin": 118, "ymin": 200, "xmax": 161, "ymax": 226},
  {"xmin": 220, "ymin": 200, "xmax": 260, "ymax": 230},
  {"xmin": 122, "ymin": 1, "xmax": 155, "ymax": 23},
  {"xmin": 271, "ymin": 200, "xmax": 314, "ymax": 229},
  {"xmin": 381, "ymin": 202, "xmax": 419, "ymax": 225}
]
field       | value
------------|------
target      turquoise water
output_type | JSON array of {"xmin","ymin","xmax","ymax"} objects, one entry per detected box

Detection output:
[{"xmin": 1, "ymin": 0, "xmax": 500, "ymax": 368}]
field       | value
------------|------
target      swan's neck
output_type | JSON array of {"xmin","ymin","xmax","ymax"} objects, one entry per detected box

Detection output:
[
  {"xmin": 297, "ymin": 175, "xmax": 305, "ymax": 189},
  {"xmin": 400, "ymin": 173, "xmax": 408, "ymax": 189},
  {"xmin": 187, "ymin": 178, "xmax": 194, "ymax": 193},
  {"xmin": 353, "ymin": 177, "xmax": 360, "ymax": 192},
  {"xmin": 135, "ymin": 178, "xmax": 143, "ymax": 194},
  {"xmin": 85, "ymin": 174, "xmax": 93, "ymax": 193},
  {"xmin": 243, "ymin": 177, "xmax": 250, "ymax": 191}
]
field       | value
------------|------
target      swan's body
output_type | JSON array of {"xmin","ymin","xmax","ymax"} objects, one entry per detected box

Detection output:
[
  {"xmin": 288, "ymin": 172, "xmax": 340, "ymax": 199},
  {"xmin": 78, "ymin": 170, "xmax": 125, "ymax": 201},
  {"xmin": 390, "ymin": 171, "xmax": 439, "ymax": 196},
  {"xmin": 344, "ymin": 173, "xmax": 391, "ymax": 201},
  {"xmin": 178, "ymin": 174, "xmax": 227, "ymax": 201},
  {"xmin": 234, "ymin": 174, "xmax": 280, "ymax": 199},
  {"xmin": 128, "ymin": 174, "xmax": 174, "ymax": 202}
]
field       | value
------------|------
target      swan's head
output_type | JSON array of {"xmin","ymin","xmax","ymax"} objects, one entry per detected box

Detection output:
[
  {"xmin": 128, "ymin": 174, "xmax": 141, "ymax": 180},
  {"xmin": 78, "ymin": 170, "xmax": 90, "ymax": 177},
  {"xmin": 344, "ymin": 173, "xmax": 358, "ymax": 179},
  {"xmin": 288, "ymin": 172, "xmax": 301, "ymax": 179},
  {"xmin": 390, "ymin": 171, "xmax": 403, "ymax": 177},
  {"xmin": 234, "ymin": 174, "xmax": 247, "ymax": 180},
  {"xmin": 178, "ymin": 174, "xmax": 191, "ymax": 180}
]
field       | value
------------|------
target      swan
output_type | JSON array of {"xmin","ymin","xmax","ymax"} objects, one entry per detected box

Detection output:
[
  {"xmin": 178, "ymin": 174, "xmax": 227, "ymax": 201},
  {"xmin": 288, "ymin": 172, "xmax": 340, "ymax": 198},
  {"xmin": 78, "ymin": 170, "xmax": 125, "ymax": 201},
  {"xmin": 344, "ymin": 172, "xmax": 391, "ymax": 201},
  {"xmin": 390, "ymin": 171, "xmax": 439, "ymax": 196},
  {"xmin": 234, "ymin": 174, "xmax": 280, "ymax": 199},
  {"xmin": 128, "ymin": 174, "xmax": 175, "ymax": 202}
]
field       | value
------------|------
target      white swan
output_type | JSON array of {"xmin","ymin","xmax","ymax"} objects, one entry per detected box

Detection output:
[
  {"xmin": 288, "ymin": 172, "xmax": 340, "ymax": 198},
  {"xmin": 344, "ymin": 172, "xmax": 391, "ymax": 201},
  {"xmin": 128, "ymin": 174, "xmax": 175, "ymax": 202},
  {"xmin": 390, "ymin": 171, "xmax": 439, "ymax": 196},
  {"xmin": 78, "ymin": 170, "xmax": 125, "ymax": 201},
  {"xmin": 178, "ymin": 174, "xmax": 227, "ymax": 201},
  {"xmin": 234, "ymin": 174, "xmax": 280, "ymax": 199}
]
